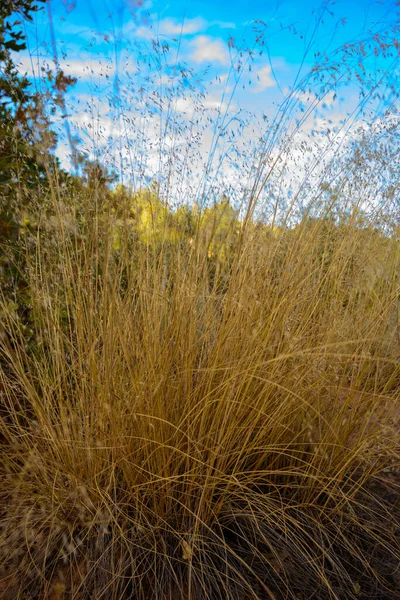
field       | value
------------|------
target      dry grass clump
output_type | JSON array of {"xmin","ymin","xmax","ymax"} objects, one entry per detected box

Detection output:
[{"xmin": 0, "ymin": 195, "xmax": 399, "ymax": 599}]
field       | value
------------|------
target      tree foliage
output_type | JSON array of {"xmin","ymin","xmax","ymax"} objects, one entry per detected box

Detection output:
[{"xmin": 0, "ymin": 0, "xmax": 77, "ymax": 341}]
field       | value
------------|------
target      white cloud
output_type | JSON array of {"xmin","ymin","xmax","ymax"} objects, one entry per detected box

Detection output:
[
  {"xmin": 134, "ymin": 24, "xmax": 154, "ymax": 40},
  {"xmin": 172, "ymin": 95, "xmax": 229, "ymax": 116},
  {"xmin": 16, "ymin": 54, "xmax": 115, "ymax": 80},
  {"xmin": 59, "ymin": 59, "xmax": 114, "ymax": 79},
  {"xmin": 161, "ymin": 17, "xmax": 206, "ymax": 36},
  {"xmin": 15, "ymin": 55, "xmax": 38, "ymax": 78},
  {"xmin": 133, "ymin": 16, "xmax": 206, "ymax": 40},
  {"xmin": 173, "ymin": 97, "xmax": 195, "ymax": 114},
  {"xmin": 190, "ymin": 35, "xmax": 229, "ymax": 66},
  {"xmin": 252, "ymin": 65, "xmax": 275, "ymax": 93},
  {"xmin": 203, "ymin": 97, "xmax": 229, "ymax": 112}
]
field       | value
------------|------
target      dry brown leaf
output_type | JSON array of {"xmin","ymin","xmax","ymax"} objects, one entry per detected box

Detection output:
[{"xmin": 181, "ymin": 539, "xmax": 194, "ymax": 561}]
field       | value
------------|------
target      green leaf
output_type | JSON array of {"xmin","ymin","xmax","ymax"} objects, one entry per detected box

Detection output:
[
  {"xmin": 5, "ymin": 39, "xmax": 26, "ymax": 52},
  {"xmin": 353, "ymin": 582, "xmax": 361, "ymax": 595}
]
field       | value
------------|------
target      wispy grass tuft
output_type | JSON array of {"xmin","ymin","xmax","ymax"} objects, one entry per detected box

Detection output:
[
  {"xmin": 1, "ymin": 5, "xmax": 400, "ymax": 598},
  {"xmin": 1, "ymin": 186, "xmax": 399, "ymax": 599}
]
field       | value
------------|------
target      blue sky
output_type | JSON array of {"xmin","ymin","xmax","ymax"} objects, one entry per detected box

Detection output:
[
  {"xmin": 14, "ymin": 0, "xmax": 400, "ymax": 191},
  {"xmin": 22, "ymin": 0, "xmax": 400, "ymax": 95},
  {"xmin": 31, "ymin": 0, "xmax": 400, "ymax": 61}
]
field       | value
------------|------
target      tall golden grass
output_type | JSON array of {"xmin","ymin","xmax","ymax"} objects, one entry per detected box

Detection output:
[{"xmin": 0, "ymin": 188, "xmax": 399, "ymax": 599}]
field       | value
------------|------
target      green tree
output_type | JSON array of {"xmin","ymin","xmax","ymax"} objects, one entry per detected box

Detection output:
[{"xmin": 0, "ymin": 0, "xmax": 75, "ymax": 340}]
